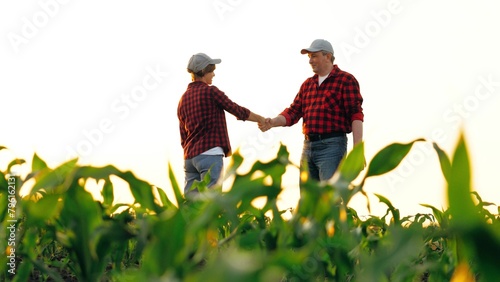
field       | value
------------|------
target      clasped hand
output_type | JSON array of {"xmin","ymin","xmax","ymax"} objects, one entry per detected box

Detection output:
[{"xmin": 258, "ymin": 118, "xmax": 272, "ymax": 132}]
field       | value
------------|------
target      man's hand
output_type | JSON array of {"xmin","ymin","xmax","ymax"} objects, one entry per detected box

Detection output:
[{"xmin": 258, "ymin": 118, "xmax": 272, "ymax": 132}]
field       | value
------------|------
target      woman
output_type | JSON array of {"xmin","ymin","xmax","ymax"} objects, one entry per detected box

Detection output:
[{"xmin": 177, "ymin": 53, "xmax": 266, "ymax": 194}]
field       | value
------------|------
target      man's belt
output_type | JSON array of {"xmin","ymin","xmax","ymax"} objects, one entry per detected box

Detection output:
[{"xmin": 305, "ymin": 132, "xmax": 345, "ymax": 141}]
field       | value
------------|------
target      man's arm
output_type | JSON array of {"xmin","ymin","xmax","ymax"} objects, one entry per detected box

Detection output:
[
  {"xmin": 259, "ymin": 115, "xmax": 287, "ymax": 132},
  {"xmin": 269, "ymin": 115, "xmax": 287, "ymax": 127},
  {"xmin": 352, "ymin": 119, "xmax": 363, "ymax": 147},
  {"xmin": 352, "ymin": 119, "xmax": 366, "ymax": 167}
]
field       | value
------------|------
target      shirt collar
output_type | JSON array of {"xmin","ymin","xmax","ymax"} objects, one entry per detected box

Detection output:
[
  {"xmin": 188, "ymin": 81, "xmax": 207, "ymax": 88},
  {"xmin": 312, "ymin": 64, "xmax": 339, "ymax": 79}
]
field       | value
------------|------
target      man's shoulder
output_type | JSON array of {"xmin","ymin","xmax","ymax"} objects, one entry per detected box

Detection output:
[
  {"xmin": 331, "ymin": 65, "xmax": 359, "ymax": 83},
  {"xmin": 332, "ymin": 65, "xmax": 354, "ymax": 76},
  {"xmin": 302, "ymin": 74, "xmax": 317, "ymax": 85}
]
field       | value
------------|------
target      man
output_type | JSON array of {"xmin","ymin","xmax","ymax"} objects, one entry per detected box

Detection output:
[
  {"xmin": 263, "ymin": 39, "xmax": 364, "ymax": 182},
  {"xmin": 178, "ymin": 53, "xmax": 266, "ymax": 194}
]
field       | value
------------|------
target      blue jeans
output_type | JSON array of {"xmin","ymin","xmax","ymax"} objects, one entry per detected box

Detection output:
[
  {"xmin": 300, "ymin": 136, "xmax": 347, "ymax": 182},
  {"xmin": 184, "ymin": 154, "xmax": 223, "ymax": 194}
]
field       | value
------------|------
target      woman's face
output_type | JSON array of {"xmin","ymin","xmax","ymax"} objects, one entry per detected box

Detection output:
[{"xmin": 203, "ymin": 70, "xmax": 215, "ymax": 85}]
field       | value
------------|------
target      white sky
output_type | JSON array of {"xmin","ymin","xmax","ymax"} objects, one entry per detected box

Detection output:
[{"xmin": 1, "ymin": 0, "xmax": 500, "ymax": 218}]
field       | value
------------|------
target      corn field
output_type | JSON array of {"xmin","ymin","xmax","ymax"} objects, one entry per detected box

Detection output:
[{"xmin": 1, "ymin": 133, "xmax": 499, "ymax": 281}]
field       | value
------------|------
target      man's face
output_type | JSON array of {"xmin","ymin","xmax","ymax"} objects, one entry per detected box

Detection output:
[{"xmin": 308, "ymin": 51, "xmax": 330, "ymax": 75}]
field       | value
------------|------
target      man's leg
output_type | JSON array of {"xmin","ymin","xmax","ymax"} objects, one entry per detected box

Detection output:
[
  {"xmin": 300, "ymin": 140, "xmax": 320, "ymax": 182},
  {"xmin": 314, "ymin": 136, "xmax": 347, "ymax": 181}
]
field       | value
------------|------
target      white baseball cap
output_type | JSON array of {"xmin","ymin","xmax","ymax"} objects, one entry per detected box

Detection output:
[{"xmin": 187, "ymin": 53, "xmax": 221, "ymax": 73}]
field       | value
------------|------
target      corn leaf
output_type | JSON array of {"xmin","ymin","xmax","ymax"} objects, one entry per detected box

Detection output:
[
  {"xmin": 338, "ymin": 141, "xmax": 365, "ymax": 183},
  {"xmin": 365, "ymin": 138, "xmax": 424, "ymax": 178},
  {"xmin": 432, "ymin": 142, "xmax": 451, "ymax": 183}
]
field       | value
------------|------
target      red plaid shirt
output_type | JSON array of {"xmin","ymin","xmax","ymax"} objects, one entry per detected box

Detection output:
[
  {"xmin": 178, "ymin": 81, "xmax": 250, "ymax": 159},
  {"xmin": 281, "ymin": 65, "xmax": 364, "ymax": 135}
]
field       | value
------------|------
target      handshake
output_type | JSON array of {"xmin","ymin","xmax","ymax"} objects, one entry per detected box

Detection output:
[
  {"xmin": 257, "ymin": 117, "xmax": 273, "ymax": 132},
  {"xmin": 257, "ymin": 115, "xmax": 287, "ymax": 132},
  {"xmin": 250, "ymin": 113, "xmax": 284, "ymax": 132}
]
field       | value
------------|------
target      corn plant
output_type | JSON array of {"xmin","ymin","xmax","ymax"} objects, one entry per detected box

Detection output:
[{"xmin": 1, "ymin": 132, "xmax": 499, "ymax": 281}]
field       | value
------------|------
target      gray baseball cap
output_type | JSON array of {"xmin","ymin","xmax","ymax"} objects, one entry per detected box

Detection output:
[
  {"xmin": 300, "ymin": 39, "xmax": 334, "ymax": 55},
  {"xmin": 187, "ymin": 53, "xmax": 221, "ymax": 73}
]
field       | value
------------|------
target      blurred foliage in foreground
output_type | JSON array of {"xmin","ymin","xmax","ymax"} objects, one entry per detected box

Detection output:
[{"xmin": 1, "ymin": 133, "xmax": 499, "ymax": 281}]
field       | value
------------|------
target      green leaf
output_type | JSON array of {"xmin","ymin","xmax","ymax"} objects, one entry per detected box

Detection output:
[
  {"xmin": 250, "ymin": 160, "xmax": 286, "ymax": 188},
  {"xmin": 447, "ymin": 133, "xmax": 478, "ymax": 227},
  {"xmin": 74, "ymin": 165, "xmax": 122, "ymax": 180},
  {"xmin": 142, "ymin": 211, "xmax": 187, "ymax": 276},
  {"xmin": 156, "ymin": 186, "xmax": 175, "ymax": 209},
  {"xmin": 7, "ymin": 158, "xmax": 25, "ymax": 173},
  {"xmin": 190, "ymin": 169, "xmax": 212, "ymax": 193},
  {"xmin": 276, "ymin": 142, "xmax": 291, "ymax": 164},
  {"xmin": 30, "ymin": 158, "xmax": 78, "ymax": 195},
  {"xmin": 120, "ymin": 170, "xmax": 162, "ymax": 214},
  {"xmin": 59, "ymin": 185, "xmax": 104, "ymax": 281},
  {"xmin": 101, "ymin": 178, "xmax": 114, "ymax": 208},
  {"xmin": 338, "ymin": 141, "xmax": 365, "ymax": 183},
  {"xmin": 94, "ymin": 220, "xmax": 135, "ymax": 261},
  {"xmin": 227, "ymin": 175, "xmax": 281, "ymax": 213},
  {"xmin": 365, "ymin": 138, "xmax": 424, "ymax": 178},
  {"xmin": 32, "ymin": 153, "xmax": 48, "ymax": 172},
  {"xmin": 168, "ymin": 162, "xmax": 184, "ymax": 208},
  {"xmin": 25, "ymin": 194, "xmax": 62, "ymax": 225},
  {"xmin": 12, "ymin": 260, "xmax": 35, "ymax": 282},
  {"xmin": 375, "ymin": 193, "xmax": 400, "ymax": 225},
  {"xmin": 58, "ymin": 182, "xmax": 112, "ymax": 281},
  {"xmin": 0, "ymin": 171, "xmax": 8, "ymax": 192},
  {"xmin": 30, "ymin": 259, "xmax": 65, "ymax": 282},
  {"xmin": 224, "ymin": 149, "xmax": 244, "ymax": 179},
  {"xmin": 420, "ymin": 204, "xmax": 447, "ymax": 228},
  {"xmin": 432, "ymin": 142, "xmax": 451, "ymax": 183}
]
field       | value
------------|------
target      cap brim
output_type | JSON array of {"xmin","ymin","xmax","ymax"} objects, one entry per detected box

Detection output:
[
  {"xmin": 211, "ymin": 59, "xmax": 222, "ymax": 64},
  {"xmin": 300, "ymin": 48, "xmax": 320, "ymax": 54}
]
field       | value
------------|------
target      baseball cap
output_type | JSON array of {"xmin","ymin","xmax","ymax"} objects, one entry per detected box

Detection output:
[
  {"xmin": 187, "ymin": 53, "xmax": 221, "ymax": 73},
  {"xmin": 300, "ymin": 39, "xmax": 334, "ymax": 55}
]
